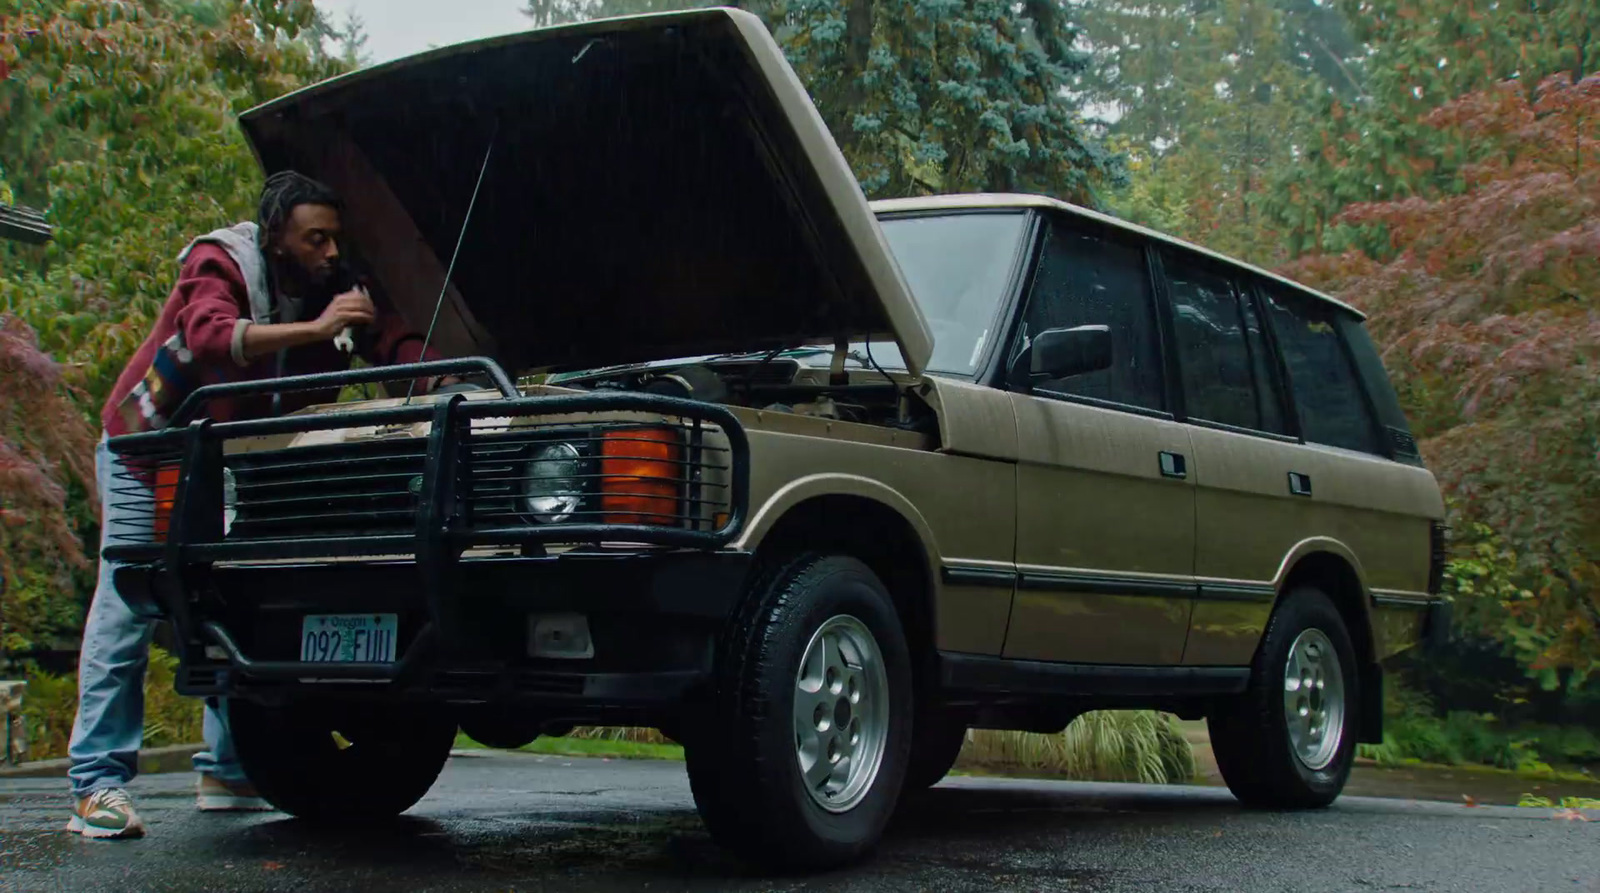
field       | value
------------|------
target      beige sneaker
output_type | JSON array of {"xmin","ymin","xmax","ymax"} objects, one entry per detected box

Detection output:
[
  {"xmin": 196, "ymin": 775, "xmax": 274, "ymax": 812},
  {"xmin": 67, "ymin": 788, "xmax": 147, "ymax": 839}
]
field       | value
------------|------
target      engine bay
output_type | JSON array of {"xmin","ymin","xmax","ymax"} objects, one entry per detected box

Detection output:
[{"xmin": 555, "ymin": 354, "xmax": 938, "ymax": 434}]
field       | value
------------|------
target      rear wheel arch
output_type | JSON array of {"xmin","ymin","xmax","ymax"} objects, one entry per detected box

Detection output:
[{"xmin": 1274, "ymin": 550, "xmax": 1382, "ymax": 743}]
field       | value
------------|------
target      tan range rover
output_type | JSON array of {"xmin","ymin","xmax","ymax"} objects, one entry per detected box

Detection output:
[{"xmin": 105, "ymin": 7, "xmax": 1449, "ymax": 871}]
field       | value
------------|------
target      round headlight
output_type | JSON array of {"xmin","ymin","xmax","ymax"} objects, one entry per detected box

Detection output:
[
  {"xmin": 222, "ymin": 466, "xmax": 238, "ymax": 536},
  {"xmin": 523, "ymin": 442, "xmax": 583, "ymax": 523}
]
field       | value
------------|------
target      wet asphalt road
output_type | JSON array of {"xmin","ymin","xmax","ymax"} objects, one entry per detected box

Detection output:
[{"xmin": 3, "ymin": 750, "xmax": 1598, "ymax": 893}]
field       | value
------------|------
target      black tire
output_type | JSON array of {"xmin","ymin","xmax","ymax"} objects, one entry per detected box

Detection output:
[
  {"xmin": 904, "ymin": 708, "xmax": 967, "ymax": 791},
  {"xmin": 1208, "ymin": 585, "xmax": 1360, "ymax": 808},
  {"xmin": 685, "ymin": 553, "xmax": 913, "ymax": 871},
  {"xmin": 228, "ymin": 698, "xmax": 457, "ymax": 821}
]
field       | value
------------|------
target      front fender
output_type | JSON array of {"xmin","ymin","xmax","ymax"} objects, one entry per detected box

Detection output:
[{"xmin": 734, "ymin": 473, "xmax": 941, "ymax": 563}]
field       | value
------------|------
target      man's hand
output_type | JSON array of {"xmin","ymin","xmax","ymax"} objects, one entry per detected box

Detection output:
[
  {"xmin": 314, "ymin": 288, "xmax": 377, "ymax": 340},
  {"xmin": 238, "ymin": 287, "xmax": 381, "ymax": 363}
]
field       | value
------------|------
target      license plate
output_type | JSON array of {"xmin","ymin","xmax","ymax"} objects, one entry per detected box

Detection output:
[{"xmin": 300, "ymin": 614, "xmax": 399, "ymax": 663}]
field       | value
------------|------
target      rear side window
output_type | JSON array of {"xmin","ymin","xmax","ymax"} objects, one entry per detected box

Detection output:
[
  {"xmin": 1260, "ymin": 283, "xmax": 1383, "ymax": 455},
  {"xmin": 1338, "ymin": 316, "xmax": 1422, "ymax": 463},
  {"xmin": 1162, "ymin": 252, "xmax": 1286, "ymax": 434},
  {"xmin": 1017, "ymin": 219, "xmax": 1165, "ymax": 412}
]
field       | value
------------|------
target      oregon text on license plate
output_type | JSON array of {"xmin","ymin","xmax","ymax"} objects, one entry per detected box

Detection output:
[{"xmin": 300, "ymin": 614, "xmax": 399, "ymax": 663}]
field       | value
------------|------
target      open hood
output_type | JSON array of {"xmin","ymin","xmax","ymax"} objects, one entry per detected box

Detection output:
[{"xmin": 237, "ymin": 8, "xmax": 932, "ymax": 376}]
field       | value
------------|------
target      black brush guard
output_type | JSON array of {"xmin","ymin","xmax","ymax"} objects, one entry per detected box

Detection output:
[{"xmin": 102, "ymin": 357, "xmax": 752, "ymax": 699}]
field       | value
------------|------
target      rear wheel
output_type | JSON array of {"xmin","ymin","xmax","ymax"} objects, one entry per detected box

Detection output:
[
  {"xmin": 1208, "ymin": 585, "xmax": 1359, "ymax": 808},
  {"xmin": 228, "ymin": 699, "xmax": 457, "ymax": 820},
  {"xmin": 685, "ymin": 553, "xmax": 912, "ymax": 870}
]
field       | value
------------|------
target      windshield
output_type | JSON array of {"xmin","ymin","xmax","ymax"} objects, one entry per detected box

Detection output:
[
  {"xmin": 861, "ymin": 210, "xmax": 1029, "ymax": 375},
  {"xmin": 549, "ymin": 209, "xmax": 1029, "ymax": 383}
]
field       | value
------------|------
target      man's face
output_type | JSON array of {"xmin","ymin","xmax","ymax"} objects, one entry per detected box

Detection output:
[{"xmin": 273, "ymin": 202, "xmax": 342, "ymax": 288}]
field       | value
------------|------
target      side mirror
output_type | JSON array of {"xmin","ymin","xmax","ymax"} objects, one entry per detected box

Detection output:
[{"xmin": 1010, "ymin": 325, "xmax": 1113, "ymax": 390}]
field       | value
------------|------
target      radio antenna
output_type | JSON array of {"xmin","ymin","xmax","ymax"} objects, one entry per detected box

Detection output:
[{"xmin": 406, "ymin": 123, "xmax": 497, "ymax": 404}]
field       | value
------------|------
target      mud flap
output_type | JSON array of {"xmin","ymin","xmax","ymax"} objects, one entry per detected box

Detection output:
[{"xmin": 1358, "ymin": 661, "xmax": 1383, "ymax": 744}]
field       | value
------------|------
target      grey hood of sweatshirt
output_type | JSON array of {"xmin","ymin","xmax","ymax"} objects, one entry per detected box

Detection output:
[{"xmin": 177, "ymin": 221, "xmax": 273, "ymax": 324}]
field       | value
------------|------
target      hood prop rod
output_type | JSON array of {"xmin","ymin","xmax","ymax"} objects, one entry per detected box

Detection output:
[
  {"xmin": 828, "ymin": 336, "xmax": 849, "ymax": 387},
  {"xmin": 405, "ymin": 124, "xmax": 498, "ymax": 405}
]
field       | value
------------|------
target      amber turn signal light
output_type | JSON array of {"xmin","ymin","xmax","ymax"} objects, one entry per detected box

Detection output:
[
  {"xmin": 152, "ymin": 463, "xmax": 180, "ymax": 541},
  {"xmin": 599, "ymin": 428, "xmax": 682, "ymax": 525}
]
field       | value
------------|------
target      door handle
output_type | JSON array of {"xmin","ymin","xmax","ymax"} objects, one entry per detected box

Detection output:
[
  {"xmin": 1159, "ymin": 451, "xmax": 1187, "ymax": 479},
  {"xmin": 1288, "ymin": 471, "xmax": 1312, "ymax": 496}
]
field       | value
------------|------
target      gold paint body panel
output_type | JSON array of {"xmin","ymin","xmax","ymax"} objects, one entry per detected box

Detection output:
[
  {"xmin": 1001, "ymin": 394, "xmax": 1196, "ymax": 665},
  {"xmin": 1184, "ymin": 426, "xmax": 1445, "ymax": 663},
  {"xmin": 1183, "ymin": 598, "xmax": 1272, "ymax": 666}
]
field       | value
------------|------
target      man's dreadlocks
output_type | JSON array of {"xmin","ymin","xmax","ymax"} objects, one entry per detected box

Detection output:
[{"xmin": 257, "ymin": 170, "xmax": 343, "ymax": 252}]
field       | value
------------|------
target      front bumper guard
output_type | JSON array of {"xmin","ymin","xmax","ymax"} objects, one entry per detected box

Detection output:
[{"xmin": 103, "ymin": 357, "xmax": 752, "ymax": 693}]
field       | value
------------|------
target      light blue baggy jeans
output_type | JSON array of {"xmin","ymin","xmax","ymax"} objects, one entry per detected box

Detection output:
[{"xmin": 66, "ymin": 433, "xmax": 248, "ymax": 798}]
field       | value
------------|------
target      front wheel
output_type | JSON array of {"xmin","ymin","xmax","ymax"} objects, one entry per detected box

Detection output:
[
  {"xmin": 685, "ymin": 553, "xmax": 913, "ymax": 870},
  {"xmin": 228, "ymin": 699, "xmax": 457, "ymax": 821},
  {"xmin": 1208, "ymin": 585, "xmax": 1359, "ymax": 808}
]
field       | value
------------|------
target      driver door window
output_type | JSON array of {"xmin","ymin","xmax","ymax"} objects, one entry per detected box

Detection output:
[{"xmin": 1015, "ymin": 222, "xmax": 1166, "ymax": 413}]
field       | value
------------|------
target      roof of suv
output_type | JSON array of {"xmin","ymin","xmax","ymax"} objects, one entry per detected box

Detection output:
[{"xmin": 869, "ymin": 193, "xmax": 1364, "ymax": 320}]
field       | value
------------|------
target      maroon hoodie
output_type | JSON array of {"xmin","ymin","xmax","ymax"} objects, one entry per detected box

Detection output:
[{"xmin": 102, "ymin": 242, "xmax": 445, "ymax": 438}]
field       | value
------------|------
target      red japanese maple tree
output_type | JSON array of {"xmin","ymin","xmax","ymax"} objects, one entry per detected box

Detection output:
[
  {"xmin": 0, "ymin": 314, "xmax": 95, "ymax": 657},
  {"xmin": 1282, "ymin": 74, "xmax": 1600, "ymax": 684}
]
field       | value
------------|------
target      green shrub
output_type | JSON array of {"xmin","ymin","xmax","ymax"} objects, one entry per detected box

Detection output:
[
  {"xmin": 18, "ymin": 663, "xmax": 76, "ymax": 762},
  {"xmin": 1358, "ymin": 703, "xmax": 1576, "ymax": 775},
  {"xmin": 19, "ymin": 644, "xmax": 204, "ymax": 761},
  {"xmin": 565, "ymin": 726, "xmax": 672, "ymax": 745},
  {"xmin": 1517, "ymin": 794, "xmax": 1600, "ymax": 809},
  {"xmin": 959, "ymin": 711, "xmax": 1196, "ymax": 785},
  {"xmin": 1373, "ymin": 713, "xmax": 1462, "ymax": 765},
  {"xmin": 1524, "ymin": 724, "xmax": 1600, "ymax": 766},
  {"xmin": 141, "ymin": 645, "xmax": 204, "ymax": 749}
]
